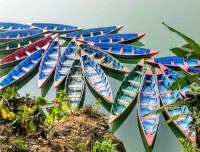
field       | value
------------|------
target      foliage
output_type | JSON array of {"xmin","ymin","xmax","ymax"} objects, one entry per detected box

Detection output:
[
  {"xmin": 0, "ymin": 86, "xmax": 72, "ymax": 135},
  {"xmin": 92, "ymin": 138, "xmax": 118, "ymax": 152},
  {"xmin": 12, "ymin": 138, "xmax": 27, "ymax": 151},
  {"xmin": 162, "ymin": 23, "xmax": 200, "ymax": 90},
  {"xmin": 179, "ymin": 138, "xmax": 199, "ymax": 152}
]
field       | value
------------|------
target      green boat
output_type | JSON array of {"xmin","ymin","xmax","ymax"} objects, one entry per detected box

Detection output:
[
  {"xmin": 0, "ymin": 34, "xmax": 46, "ymax": 54},
  {"xmin": 65, "ymin": 54, "xmax": 85, "ymax": 107},
  {"xmin": 109, "ymin": 59, "xmax": 145, "ymax": 123}
]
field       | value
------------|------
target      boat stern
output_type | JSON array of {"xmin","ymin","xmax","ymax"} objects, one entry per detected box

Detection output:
[
  {"xmin": 138, "ymin": 58, "xmax": 145, "ymax": 66},
  {"xmin": 158, "ymin": 63, "xmax": 168, "ymax": 71},
  {"xmin": 53, "ymin": 79, "xmax": 63, "ymax": 88},
  {"xmin": 38, "ymin": 79, "xmax": 46, "ymax": 88},
  {"xmin": 145, "ymin": 58, "xmax": 155, "ymax": 66},
  {"xmin": 146, "ymin": 67, "xmax": 153, "ymax": 75},
  {"xmin": 109, "ymin": 114, "xmax": 118, "ymax": 124},
  {"xmin": 155, "ymin": 68, "xmax": 163, "ymax": 75},
  {"xmin": 145, "ymin": 134, "xmax": 155, "ymax": 146},
  {"xmin": 121, "ymin": 66, "xmax": 130, "ymax": 74},
  {"xmin": 150, "ymin": 50, "xmax": 159, "ymax": 56},
  {"xmin": 104, "ymin": 95, "xmax": 114, "ymax": 103}
]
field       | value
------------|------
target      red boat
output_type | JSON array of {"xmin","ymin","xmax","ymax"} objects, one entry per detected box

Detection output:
[{"xmin": 0, "ymin": 34, "xmax": 57, "ymax": 69}]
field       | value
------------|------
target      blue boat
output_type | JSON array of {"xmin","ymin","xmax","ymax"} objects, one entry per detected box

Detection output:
[
  {"xmin": 179, "ymin": 66, "xmax": 200, "ymax": 83},
  {"xmin": 88, "ymin": 42, "xmax": 158, "ymax": 58},
  {"xmin": 38, "ymin": 37, "xmax": 60, "ymax": 88},
  {"xmin": 0, "ymin": 29, "xmax": 44, "ymax": 42},
  {"xmin": 60, "ymin": 25, "xmax": 123, "ymax": 40},
  {"xmin": 65, "ymin": 54, "xmax": 85, "ymax": 107},
  {"xmin": 78, "ymin": 42, "xmax": 130, "ymax": 74},
  {"xmin": 159, "ymin": 64, "xmax": 189, "ymax": 98},
  {"xmin": 0, "ymin": 22, "xmax": 30, "ymax": 31},
  {"xmin": 54, "ymin": 38, "xmax": 77, "ymax": 88},
  {"xmin": 155, "ymin": 68, "xmax": 195, "ymax": 143},
  {"xmin": 81, "ymin": 53, "xmax": 113, "ymax": 103},
  {"xmin": 146, "ymin": 56, "xmax": 200, "ymax": 69},
  {"xmin": 0, "ymin": 44, "xmax": 50, "ymax": 90},
  {"xmin": 77, "ymin": 33, "xmax": 145, "ymax": 43},
  {"xmin": 28, "ymin": 23, "xmax": 83, "ymax": 34},
  {"xmin": 138, "ymin": 67, "xmax": 160, "ymax": 146}
]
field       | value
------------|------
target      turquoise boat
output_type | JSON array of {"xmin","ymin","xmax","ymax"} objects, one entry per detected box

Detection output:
[
  {"xmin": 109, "ymin": 59, "xmax": 145, "ymax": 123},
  {"xmin": 65, "ymin": 54, "xmax": 85, "ymax": 107}
]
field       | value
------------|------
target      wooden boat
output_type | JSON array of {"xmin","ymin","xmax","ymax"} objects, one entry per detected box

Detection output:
[
  {"xmin": 81, "ymin": 53, "xmax": 113, "ymax": 103},
  {"xmin": 38, "ymin": 37, "xmax": 60, "ymax": 88},
  {"xmin": 27, "ymin": 23, "xmax": 83, "ymax": 34},
  {"xmin": 0, "ymin": 44, "xmax": 50, "ymax": 90},
  {"xmin": 146, "ymin": 56, "xmax": 200, "ymax": 69},
  {"xmin": 0, "ymin": 29, "xmax": 44, "ymax": 42},
  {"xmin": 60, "ymin": 25, "xmax": 123, "ymax": 40},
  {"xmin": 155, "ymin": 68, "xmax": 196, "ymax": 143},
  {"xmin": 0, "ymin": 34, "xmax": 45, "ymax": 54},
  {"xmin": 65, "ymin": 54, "xmax": 85, "ymax": 107},
  {"xmin": 109, "ymin": 59, "xmax": 145, "ymax": 123},
  {"xmin": 179, "ymin": 66, "xmax": 200, "ymax": 83},
  {"xmin": 159, "ymin": 64, "xmax": 189, "ymax": 98},
  {"xmin": 87, "ymin": 42, "xmax": 158, "ymax": 58},
  {"xmin": 137, "ymin": 67, "xmax": 160, "ymax": 146},
  {"xmin": 0, "ymin": 34, "xmax": 57, "ymax": 69},
  {"xmin": 78, "ymin": 42, "xmax": 130, "ymax": 74},
  {"xmin": 77, "ymin": 33, "xmax": 145, "ymax": 44},
  {"xmin": 54, "ymin": 38, "xmax": 77, "ymax": 88},
  {"xmin": 0, "ymin": 22, "xmax": 30, "ymax": 31}
]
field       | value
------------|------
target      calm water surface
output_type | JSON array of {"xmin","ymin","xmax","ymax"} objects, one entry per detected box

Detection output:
[{"xmin": 1, "ymin": 0, "xmax": 200, "ymax": 151}]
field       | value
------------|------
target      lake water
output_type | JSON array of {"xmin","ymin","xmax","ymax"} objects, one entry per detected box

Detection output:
[{"xmin": 1, "ymin": 0, "xmax": 200, "ymax": 151}]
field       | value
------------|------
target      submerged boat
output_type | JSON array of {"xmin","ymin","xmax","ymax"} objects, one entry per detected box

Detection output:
[
  {"xmin": 155, "ymin": 68, "xmax": 195, "ymax": 143},
  {"xmin": 146, "ymin": 56, "xmax": 200, "ymax": 69},
  {"xmin": 78, "ymin": 42, "xmax": 130, "ymax": 74},
  {"xmin": 159, "ymin": 64, "xmax": 189, "ymax": 98},
  {"xmin": 27, "ymin": 23, "xmax": 83, "ymax": 34},
  {"xmin": 77, "ymin": 33, "xmax": 145, "ymax": 44},
  {"xmin": 0, "ymin": 22, "xmax": 30, "ymax": 31},
  {"xmin": 179, "ymin": 66, "xmax": 200, "ymax": 83},
  {"xmin": 54, "ymin": 38, "xmax": 77, "ymax": 88},
  {"xmin": 109, "ymin": 59, "xmax": 145, "ymax": 123},
  {"xmin": 38, "ymin": 37, "xmax": 60, "ymax": 88},
  {"xmin": 0, "ymin": 29, "xmax": 44, "ymax": 42},
  {"xmin": 0, "ymin": 34, "xmax": 45, "ymax": 54},
  {"xmin": 0, "ymin": 34, "xmax": 56, "ymax": 69},
  {"xmin": 81, "ymin": 53, "xmax": 113, "ymax": 103},
  {"xmin": 88, "ymin": 42, "xmax": 158, "ymax": 58},
  {"xmin": 138, "ymin": 67, "xmax": 160, "ymax": 146},
  {"xmin": 65, "ymin": 54, "xmax": 85, "ymax": 107},
  {"xmin": 60, "ymin": 25, "xmax": 123, "ymax": 40},
  {"xmin": 0, "ymin": 44, "xmax": 50, "ymax": 90}
]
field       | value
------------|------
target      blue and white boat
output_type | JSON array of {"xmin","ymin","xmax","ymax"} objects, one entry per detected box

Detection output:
[
  {"xmin": 38, "ymin": 36, "xmax": 60, "ymax": 88},
  {"xmin": 159, "ymin": 64, "xmax": 189, "ymax": 98},
  {"xmin": 138, "ymin": 67, "xmax": 160, "ymax": 146},
  {"xmin": 0, "ymin": 22, "xmax": 31, "ymax": 31},
  {"xmin": 28, "ymin": 23, "xmax": 83, "ymax": 34},
  {"xmin": 60, "ymin": 25, "xmax": 123, "ymax": 40},
  {"xmin": 0, "ymin": 44, "xmax": 50, "ymax": 90},
  {"xmin": 81, "ymin": 53, "xmax": 113, "ymax": 103},
  {"xmin": 77, "ymin": 33, "xmax": 145, "ymax": 43},
  {"xmin": 155, "ymin": 68, "xmax": 195, "ymax": 143},
  {"xmin": 0, "ymin": 29, "xmax": 44, "ymax": 42},
  {"xmin": 54, "ymin": 38, "xmax": 77, "ymax": 88},
  {"xmin": 88, "ymin": 42, "xmax": 158, "ymax": 58},
  {"xmin": 146, "ymin": 56, "xmax": 200, "ymax": 69},
  {"xmin": 78, "ymin": 42, "xmax": 130, "ymax": 74}
]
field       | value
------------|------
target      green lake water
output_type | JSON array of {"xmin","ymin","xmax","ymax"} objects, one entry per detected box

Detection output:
[{"xmin": 1, "ymin": 0, "xmax": 200, "ymax": 151}]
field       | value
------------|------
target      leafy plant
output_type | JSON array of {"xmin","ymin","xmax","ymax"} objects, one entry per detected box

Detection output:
[
  {"xmin": 92, "ymin": 138, "xmax": 117, "ymax": 152},
  {"xmin": 162, "ymin": 22, "xmax": 200, "ymax": 90},
  {"xmin": 12, "ymin": 138, "xmax": 27, "ymax": 151}
]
